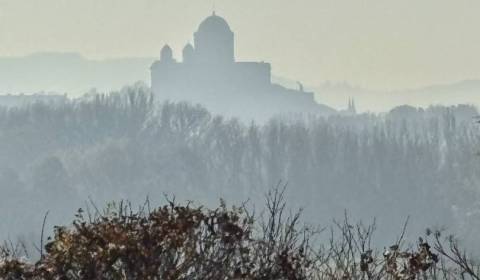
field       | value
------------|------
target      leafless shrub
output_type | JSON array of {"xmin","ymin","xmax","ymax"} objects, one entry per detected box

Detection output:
[{"xmin": 0, "ymin": 189, "xmax": 479, "ymax": 279}]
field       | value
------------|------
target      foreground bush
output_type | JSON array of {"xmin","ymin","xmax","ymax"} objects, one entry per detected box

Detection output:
[{"xmin": 1, "ymin": 189, "xmax": 479, "ymax": 279}]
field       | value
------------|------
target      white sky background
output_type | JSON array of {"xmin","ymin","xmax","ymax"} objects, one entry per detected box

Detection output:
[{"xmin": 0, "ymin": 0, "xmax": 479, "ymax": 91}]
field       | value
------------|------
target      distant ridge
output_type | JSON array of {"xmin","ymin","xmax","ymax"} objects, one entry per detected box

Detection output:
[
  {"xmin": 1, "ymin": 52, "xmax": 479, "ymax": 112},
  {"xmin": 400, "ymin": 79, "xmax": 480, "ymax": 95},
  {"xmin": 312, "ymin": 79, "xmax": 480, "ymax": 112},
  {"xmin": 0, "ymin": 52, "xmax": 154, "ymax": 96}
]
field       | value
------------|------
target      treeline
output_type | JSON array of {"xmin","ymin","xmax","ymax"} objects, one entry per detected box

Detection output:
[
  {"xmin": 1, "ymin": 189, "xmax": 479, "ymax": 279},
  {"xmin": 0, "ymin": 86, "xmax": 479, "ymax": 247}
]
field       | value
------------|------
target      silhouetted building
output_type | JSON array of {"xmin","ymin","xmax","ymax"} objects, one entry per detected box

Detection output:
[{"xmin": 151, "ymin": 12, "xmax": 334, "ymax": 120}]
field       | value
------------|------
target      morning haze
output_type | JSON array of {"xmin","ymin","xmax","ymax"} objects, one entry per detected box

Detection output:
[
  {"xmin": 2, "ymin": 2, "xmax": 480, "ymax": 276},
  {"xmin": 1, "ymin": 0, "xmax": 479, "ymax": 92}
]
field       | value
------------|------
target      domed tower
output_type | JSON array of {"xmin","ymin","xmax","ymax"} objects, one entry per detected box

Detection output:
[
  {"xmin": 182, "ymin": 43, "xmax": 195, "ymax": 63},
  {"xmin": 194, "ymin": 12, "xmax": 234, "ymax": 64},
  {"xmin": 160, "ymin": 44, "xmax": 174, "ymax": 63}
]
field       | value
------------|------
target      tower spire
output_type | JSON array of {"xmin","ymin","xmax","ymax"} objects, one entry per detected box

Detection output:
[{"xmin": 347, "ymin": 97, "xmax": 356, "ymax": 114}]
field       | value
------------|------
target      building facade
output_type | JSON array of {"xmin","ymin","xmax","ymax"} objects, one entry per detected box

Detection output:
[{"xmin": 151, "ymin": 13, "xmax": 333, "ymax": 120}]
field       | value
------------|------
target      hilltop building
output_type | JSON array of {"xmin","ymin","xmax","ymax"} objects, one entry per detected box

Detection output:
[{"xmin": 151, "ymin": 13, "xmax": 333, "ymax": 120}]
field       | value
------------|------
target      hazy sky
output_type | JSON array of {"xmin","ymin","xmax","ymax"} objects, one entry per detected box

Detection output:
[{"xmin": 0, "ymin": 0, "xmax": 479, "ymax": 90}]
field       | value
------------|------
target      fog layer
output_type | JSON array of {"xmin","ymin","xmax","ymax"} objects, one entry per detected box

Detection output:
[{"xmin": 1, "ymin": 87, "xmax": 479, "ymax": 250}]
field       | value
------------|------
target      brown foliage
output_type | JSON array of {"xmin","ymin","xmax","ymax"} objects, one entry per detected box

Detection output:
[
  {"xmin": 0, "ymin": 192, "xmax": 311, "ymax": 280},
  {"xmin": 1, "ymin": 190, "xmax": 479, "ymax": 280}
]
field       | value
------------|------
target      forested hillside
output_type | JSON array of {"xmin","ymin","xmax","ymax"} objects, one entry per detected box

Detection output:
[{"xmin": 0, "ymin": 85, "xmax": 479, "ymax": 248}]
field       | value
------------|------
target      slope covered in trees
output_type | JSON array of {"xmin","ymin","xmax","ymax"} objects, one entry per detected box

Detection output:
[{"xmin": 0, "ymin": 86, "xmax": 479, "ymax": 249}]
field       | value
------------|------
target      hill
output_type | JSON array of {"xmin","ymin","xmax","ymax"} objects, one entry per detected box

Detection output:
[
  {"xmin": 0, "ymin": 52, "xmax": 153, "ymax": 96},
  {"xmin": 312, "ymin": 80, "xmax": 480, "ymax": 112}
]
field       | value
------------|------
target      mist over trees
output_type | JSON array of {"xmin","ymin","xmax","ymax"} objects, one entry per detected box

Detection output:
[{"xmin": 0, "ymin": 85, "xmax": 479, "ymax": 250}]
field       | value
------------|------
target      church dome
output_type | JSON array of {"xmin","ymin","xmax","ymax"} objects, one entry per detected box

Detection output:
[
  {"xmin": 160, "ymin": 44, "xmax": 174, "ymax": 62},
  {"xmin": 183, "ymin": 43, "xmax": 194, "ymax": 53},
  {"xmin": 197, "ymin": 12, "xmax": 232, "ymax": 34},
  {"xmin": 182, "ymin": 43, "xmax": 195, "ymax": 63},
  {"xmin": 194, "ymin": 13, "xmax": 235, "ymax": 63}
]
